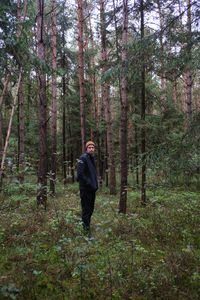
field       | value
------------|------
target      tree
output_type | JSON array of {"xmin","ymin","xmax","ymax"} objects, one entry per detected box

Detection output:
[
  {"xmin": 100, "ymin": 0, "xmax": 116, "ymax": 194},
  {"xmin": 77, "ymin": 0, "xmax": 86, "ymax": 153},
  {"xmin": 36, "ymin": 0, "xmax": 48, "ymax": 209},
  {"xmin": 140, "ymin": 0, "xmax": 146, "ymax": 205},
  {"xmin": 0, "ymin": 69, "xmax": 22, "ymax": 188},
  {"xmin": 186, "ymin": 0, "xmax": 192, "ymax": 119},
  {"xmin": 119, "ymin": 0, "xmax": 128, "ymax": 213},
  {"xmin": 17, "ymin": 0, "xmax": 25, "ymax": 184},
  {"xmin": 50, "ymin": 0, "xmax": 57, "ymax": 195}
]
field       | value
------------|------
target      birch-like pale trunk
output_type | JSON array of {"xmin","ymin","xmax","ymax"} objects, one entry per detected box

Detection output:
[
  {"xmin": 0, "ymin": 70, "xmax": 12, "ymax": 162},
  {"xmin": 0, "ymin": 69, "xmax": 22, "ymax": 188},
  {"xmin": 0, "ymin": 70, "xmax": 12, "ymax": 111}
]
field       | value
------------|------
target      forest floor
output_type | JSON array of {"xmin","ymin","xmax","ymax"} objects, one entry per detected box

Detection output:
[{"xmin": 0, "ymin": 179, "xmax": 200, "ymax": 299}]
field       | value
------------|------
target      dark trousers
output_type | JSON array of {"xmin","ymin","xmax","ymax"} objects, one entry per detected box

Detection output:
[{"xmin": 80, "ymin": 190, "xmax": 95, "ymax": 229}]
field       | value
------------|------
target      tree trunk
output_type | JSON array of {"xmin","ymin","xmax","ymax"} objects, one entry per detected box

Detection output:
[
  {"xmin": 186, "ymin": 0, "xmax": 192, "ymax": 119},
  {"xmin": 0, "ymin": 69, "xmax": 12, "ymax": 111},
  {"xmin": 17, "ymin": 0, "xmax": 25, "ymax": 184},
  {"xmin": 77, "ymin": 0, "xmax": 86, "ymax": 153},
  {"xmin": 0, "ymin": 69, "xmax": 22, "ymax": 188},
  {"xmin": 18, "ymin": 76, "xmax": 25, "ymax": 183},
  {"xmin": 36, "ymin": 0, "xmax": 48, "ymax": 209},
  {"xmin": 140, "ymin": 0, "xmax": 146, "ymax": 206},
  {"xmin": 62, "ymin": 69, "xmax": 67, "ymax": 185},
  {"xmin": 87, "ymin": 3, "xmax": 99, "ymax": 144},
  {"xmin": 100, "ymin": 0, "xmax": 116, "ymax": 194},
  {"xmin": 0, "ymin": 69, "xmax": 12, "ymax": 164},
  {"xmin": 50, "ymin": 0, "xmax": 57, "ymax": 195},
  {"xmin": 156, "ymin": 0, "xmax": 165, "ymax": 113},
  {"xmin": 112, "ymin": 0, "xmax": 122, "ymax": 104},
  {"xmin": 119, "ymin": 0, "xmax": 128, "ymax": 213}
]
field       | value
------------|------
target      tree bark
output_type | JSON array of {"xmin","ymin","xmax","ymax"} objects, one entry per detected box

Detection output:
[
  {"xmin": 36, "ymin": 0, "xmax": 48, "ymax": 209},
  {"xmin": 0, "ymin": 69, "xmax": 12, "ymax": 112},
  {"xmin": 0, "ymin": 69, "xmax": 22, "ymax": 188},
  {"xmin": 0, "ymin": 69, "xmax": 12, "ymax": 164},
  {"xmin": 140, "ymin": 0, "xmax": 146, "ymax": 206},
  {"xmin": 77, "ymin": 0, "xmax": 86, "ymax": 153},
  {"xmin": 100, "ymin": 0, "xmax": 116, "ymax": 194},
  {"xmin": 156, "ymin": 0, "xmax": 165, "ymax": 113},
  {"xmin": 186, "ymin": 0, "xmax": 192, "ymax": 119},
  {"xmin": 50, "ymin": 0, "xmax": 57, "ymax": 195},
  {"xmin": 119, "ymin": 0, "xmax": 128, "ymax": 213},
  {"xmin": 17, "ymin": 0, "xmax": 25, "ymax": 183}
]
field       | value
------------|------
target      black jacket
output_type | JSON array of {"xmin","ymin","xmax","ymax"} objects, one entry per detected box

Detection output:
[{"xmin": 76, "ymin": 152, "xmax": 98, "ymax": 192}]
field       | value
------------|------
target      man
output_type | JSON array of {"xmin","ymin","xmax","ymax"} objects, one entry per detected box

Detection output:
[{"xmin": 76, "ymin": 141, "xmax": 98, "ymax": 231}]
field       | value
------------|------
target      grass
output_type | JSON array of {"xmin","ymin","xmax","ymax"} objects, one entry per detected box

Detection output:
[{"xmin": 0, "ymin": 179, "xmax": 200, "ymax": 299}]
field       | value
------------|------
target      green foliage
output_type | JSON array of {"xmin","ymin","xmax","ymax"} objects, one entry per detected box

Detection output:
[{"xmin": 0, "ymin": 180, "xmax": 200, "ymax": 299}]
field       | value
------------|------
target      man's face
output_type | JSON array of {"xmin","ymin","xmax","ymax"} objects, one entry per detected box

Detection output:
[{"xmin": 86, "ymin": 145, "xmax": 95, "ymax": 155}]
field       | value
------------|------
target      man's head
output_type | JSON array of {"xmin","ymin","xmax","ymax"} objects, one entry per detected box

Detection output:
[{"xmin": 86, "ymin": 141, "xmax": 95, "ymax": 155}]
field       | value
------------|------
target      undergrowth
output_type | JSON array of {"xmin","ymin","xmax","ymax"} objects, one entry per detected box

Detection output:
[{"xmin": 0, "ymin": 180, "xmax": 200, "ymax": 299}]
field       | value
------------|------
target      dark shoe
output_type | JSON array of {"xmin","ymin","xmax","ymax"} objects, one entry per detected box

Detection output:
[{"xmin": 83, "ymin": 223, "xmax": 90, "ymax": 232}]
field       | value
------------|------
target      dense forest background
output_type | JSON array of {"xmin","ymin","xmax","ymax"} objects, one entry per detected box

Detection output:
[
  {"xmin": 0, "ymin": 0, "xmax": 200, "ymax": 206},
  {"xmin": 0, "ymin": 0, "xmax": 200, "ymax": 298}
]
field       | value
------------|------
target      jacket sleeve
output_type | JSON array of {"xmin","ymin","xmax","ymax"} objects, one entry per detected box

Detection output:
[{"xmin": 76, "ymin": 157, "xmax": 90, "ymax": 186}]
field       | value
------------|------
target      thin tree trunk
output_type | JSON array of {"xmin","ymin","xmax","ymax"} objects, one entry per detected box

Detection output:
[
  {"xmin": 134, "ymin": 126, "xmax": 139, "ymax": 185},
  {"xmin": 156, "ymin": 0, "xmax": 165, "ymax": 113},
  {"xmin": 0, "ymin": 69, "xmax": 22, "ymax": 188},
  {"xmin": 100, "ymin": 0, "xmax": 116, "ymax": 194},
  {"xmin": 0, "ymin": 69, "xmax": 12, "ymax": 111},
  {"xmin": 173, "ymin": 76, "xmax": 178, "ymax": 109},
  {"xmin": 36, "ymin": 0, "xmax": 48, "ymax": 209},
  {"xmin": 77, "ymin": 0, "xmax": 86, "ymax": 153},
  {"xmin": 140, "ymin": 0, "xmax": 146, "ymax": 206},
  {"xmin": 0, "ymin": 112, "xmax": 2, "ymax": 164},
  {"xmin": 61, "ymin": 4, "xmax": 67, "ymax": 185},
  {"xmin": 112, "ymin": 0, "xmax": 122, "ymax": 104},
  {"xmin": 17, "ymin": 0, "xmax": 25, "ymax": 183},
  {"xmin": 18, "ymin": 77, "xmax": 25, "ymax": 183},
  {"xmin": 87, "ymin": 3, "xmax": 99, "ymax": 144},
  {"xmin": 186, "ymin": 0, "xmax": 192, "ymax": 119},
  {"xmin": 0, "ymin": 69, "xmax": 12, "ymax": 164},
  {"xmin": 50, "ymin": 0, "xmax": 57, "ymax": 195},
  {"xmin": 62, "ymin": 71, "xmax": 67, "ymax": 185},
  {"xmin": 119, "ymin": 0, "xmax": 128, "ymax": 213}
]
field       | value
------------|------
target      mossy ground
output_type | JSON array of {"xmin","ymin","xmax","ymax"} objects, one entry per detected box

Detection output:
[{"xmin": 0, "ymin": 180, "xmax": 200, "ymax": 299}]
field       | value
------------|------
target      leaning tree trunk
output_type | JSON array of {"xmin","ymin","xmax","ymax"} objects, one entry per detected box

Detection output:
[
  {"xmin": 77, "ymin": 0, "xmax": 86, "ymax": 153},
  {"xmin": 0, "ymin": 69, "xmax": 22, "ymax": 189},
  {"xmin": 140, "ymin": 0, "xmax": 146, "ymax": 206},
  {"xmin": 0, "ymin": 69, "xmax": 12, "ymax": 163},
  {"xmin": 50, "ymin": 0, "xmax": 57, "ymax": 195},
  {"xmin": 119, "ymin": 0, "xmax": 128, "ymax": 213},
  {"xmin": 100, "ymin": 0, "xmax": 116, "ymax": 194},
  {"xmin": 36, "ymin": 0, "xmax": 48, "ymax": 209}
]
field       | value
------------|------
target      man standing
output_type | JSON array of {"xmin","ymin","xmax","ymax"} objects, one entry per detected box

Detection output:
[{"xmin": 76, "ymin": 141, "xmax": 98, "ymax": 231}]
